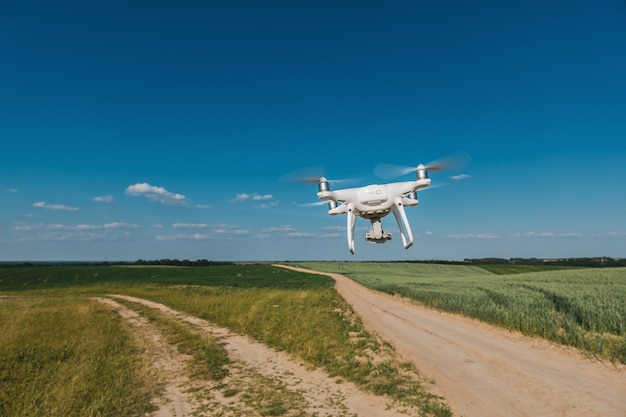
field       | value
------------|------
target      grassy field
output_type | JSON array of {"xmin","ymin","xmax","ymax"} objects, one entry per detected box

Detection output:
[
  {"xmin": 3, "ymin": 261, "xmax": 623, "ymax": 416},
  {"xmin": 0, "ymin": 296, "xmax": 157, "ymax": 417},
  {"xmin": 0, "ymin": 264, "xmax": 451, "ymax": 417},
  {"xmin": 0, "ymin": 264, "xmax": 332, "ymax": 291},
  {"xmin": 293, "ymin": 262, "xmax": 626, "ymax": 363}
]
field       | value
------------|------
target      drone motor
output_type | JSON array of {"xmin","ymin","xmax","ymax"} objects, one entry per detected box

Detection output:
[
  {"xmin": 416, "ymin": 164, "xmax": 428, "ymax": 180},
  {"xmin": 318, "ymin": 177, "xmax": 330, "ymax": 192},
  {"xmin": 317, "ymin": 178, "xmax": 338, "ymax": 210}
]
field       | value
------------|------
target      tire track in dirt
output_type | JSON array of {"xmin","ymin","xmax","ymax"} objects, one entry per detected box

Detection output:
[
  {"xmin": 93, "ymin": 297, "xmax": 197, "ymax": 417},
  {"xmin": 276, "ymin": 265, "xmax": 626, "ymax": 417},
  {"xmin": 94, "ymin": 294, "xmax": 417, "ymax": 417}
]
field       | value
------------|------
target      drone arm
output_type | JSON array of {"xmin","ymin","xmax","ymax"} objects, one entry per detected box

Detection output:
[
  {"xmin": 346, "ymin": 203, "xmax": 356, "ymax": 254},
  {"xmin": 391, "ymin": 197, "xmax": 414, "ymax": 249}
]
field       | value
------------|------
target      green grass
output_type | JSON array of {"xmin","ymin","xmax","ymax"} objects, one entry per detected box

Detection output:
[
  {"xmin": 115, "ymin": 298, "xmax": 231, "ymax": 381},
  {"xmin": 293, "ymin": 262, "xmax": 626, "ymax": 363},
  {"xmin": 0, "ymin": 264, "xmax": 451, "ymax": 417},
  {"xmin": 0, "ymin": 264, "xmax": 334, "ymax": 291},
  {"xmin": 118, "ymin": 284, "xmax": 449, "ymax": 415},
  {"xmin": 475, "ymin": 263, "xmax": 581, "ymax": 275},
  {"xmin": 0, "ymin": 296, "xmax": 157, "ymax": 417}
]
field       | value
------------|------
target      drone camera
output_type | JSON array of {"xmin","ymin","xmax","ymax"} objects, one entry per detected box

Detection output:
[{"xmin": 365, "ymin": 218, "xmax": 392, "ymax": 244}]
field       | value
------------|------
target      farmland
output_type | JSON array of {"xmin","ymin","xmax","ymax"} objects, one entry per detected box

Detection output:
[
  {"xmin": 1, "ymin": 261, "xmax": 624, "ymax": 416},
  {"xmin": 0, "ymin": 264, "xmax": 451, "ymax": 417},
  {"xmin": 293, "ymin": 262, "xmax": 626, "ymax": 363}
]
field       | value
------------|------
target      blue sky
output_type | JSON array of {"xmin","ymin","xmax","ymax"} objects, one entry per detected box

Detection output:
[{"xmin": 1, "ymin": 0, "xmax": 625, "ymax": 261}]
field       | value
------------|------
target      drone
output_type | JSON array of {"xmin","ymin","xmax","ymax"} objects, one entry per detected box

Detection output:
[{"xmin": 284, "ymin": 152, "xmax": 470, "ymax": 254}]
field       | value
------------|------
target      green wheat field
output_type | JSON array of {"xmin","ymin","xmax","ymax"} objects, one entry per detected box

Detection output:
[{"xmin": 295, "ymin": 262, "xmax": 626, "ymax": 362}]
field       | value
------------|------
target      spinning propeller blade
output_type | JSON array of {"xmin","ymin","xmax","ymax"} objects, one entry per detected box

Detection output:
[
  {"xmin": 374, "ymin": 151, "xmax": 471, "ymax": 179},
  {"xmin": 280, "ymin": 166, "xmax": 363, "ymax": 186},
  {"xmin": 373, "ymin": 163, "xmax": 417, "ymax": 180},
  {"xmin": 296, "ymin": 201, "xmax": 329, "ymax": 207},
  {"xmin": 424, "ymin": 150, "xmax": 471, "ymax": 172},
  {"xmin": 279, "ymin": 165, "xmax": 326, "ymax": 184}
]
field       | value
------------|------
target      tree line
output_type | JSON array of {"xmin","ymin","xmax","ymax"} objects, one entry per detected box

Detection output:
[
  {"xmin": 411, "ymin": 257, "xmax": 626, "ymax": 268},
  {"xmin": 133, "ymin": 259, "xmax": 234, "ymax": 266}
]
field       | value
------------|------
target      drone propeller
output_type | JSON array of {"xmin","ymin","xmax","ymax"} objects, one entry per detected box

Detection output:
[
  {"xmin": 280, "ymin": 166, "xmax": 363, "ymax": 186},
  {"xmin": 424, "ymin": 151, "xmax": 471, "ymax": 172},
  {"xmin": 373, "ymin": 163, "xmax": 417, "ymax": 179},
  {"xmin": 279, "ymin": 165, "xmax": 326, "ymax": 184},
  {"xmin": 296, "ymin": 200, "xmax": 330, "ymax": 207},
  {"xmin": 374, "ymin": 151, "xmax": 471, "ymax": 179}
]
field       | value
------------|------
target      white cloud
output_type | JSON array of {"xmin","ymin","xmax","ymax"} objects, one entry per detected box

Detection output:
[
  {"xmin": 257, "ymin": 201, "xmax": 279, "ymax": 209},
  {"xmin": 172, "ymin": 223, "xmax": 209, "ymax": 229},
  {"xmin": 8, "ymin": 188, "xmax": 19, "ymax": 193},
  {"xmin": 592, "ymin": 231, "xmax": 626, "ymax": 237},
  {"xmin": 17, "ymin": 232, "xmax": 113, "ymax": 242},
  {"xmin": 156, "ymin": 233, "xmax": 212, "ymax": 241},
  {"xmin": 443, "ymin": 233, "xmax": 502, "ymax": 239},
  {"xmin": 261, "ymin": 225, "xmax": 296, "ymax": 233},
  {"xmin": 231, "ymin": 193, "xmax": 276, "ymax": 207},
  {"xmin": 93, "ymin": 195, "xmax": 114, "ymax": 203},
  {"xmin": 213, "ymin": 227, "xmax": 250, "ymax": 236},
  {"xmin": 76, "ymin": 224, "xmax": 102, "ymax": 230},
  {"xmin": 260, "ymin": 224, "xmax": 327, "ymax": 239},
  {"xmin": 231, "ymin": 193, "xmax": 251, "ymax": 203},
  {"xmin": 156, "ymin": 224, "xmax": 250, "ymax": 240},
  {"xmin": 15, "ymin": 222, "xmax": 139, "ymax": 232},
  {"xmin": 11, "ymin": 221, "xmax": 137, "ymax": 242},
  {"xmin": 33, "ymin": 201, "xmax": 79, "ymax": 211},
  {"xmin": 195, "ymin": 204, "xmax": 212, "ymax": 209},
  {"xmin": 252, "ymin": 194, "xmax": 273, "ymax": 201},
  {"xmin": 512, "ymin": 232, "xmax": 584, "ymax": 238},
  {"xmin": 13, "ymin": 223, "xmax": 44, "ymax": 231},
  {"xmin": 218, "ymin": 224, "xmax": 250, "ymax": 236},
  {"xmin": 104, "ymin": 222, "xmax": 140, "ymax": 229},
  {"xmin": 125, "ymin": 183, "xmax": 189, "ymax": 206},
  {"xmin": 287, "ymin": 232, "xmax": 316, "ymax": 238},
  {"xmin": 450, "ymin": 174, "xmax": 471, "ymax": 180},
  {"xmin": 442, "ymin": 231, "xmax": 587, "ymax": 240}
]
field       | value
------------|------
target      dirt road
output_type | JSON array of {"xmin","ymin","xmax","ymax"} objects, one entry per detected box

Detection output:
[
  {"xmin": 95, "ymin": 294, "xmax": 416, "ymax": 417},
  {"xmin": 278, "ymin": 265, "xmax": 626, "ymax": 417}
]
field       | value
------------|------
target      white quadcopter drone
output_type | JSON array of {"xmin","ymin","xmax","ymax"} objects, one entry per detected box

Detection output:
[{"xmin": 285, "ymin": 152, "xmax": 470, "ymax": 254}]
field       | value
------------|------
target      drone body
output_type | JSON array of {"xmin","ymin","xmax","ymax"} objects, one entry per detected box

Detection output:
[
  {"xmin": 317, "ymin": 165, "xmax": 431, "ymax": 254},
  {"xmin": 283, "ymin": 151, "xmax": 469, "ymax": 254}
]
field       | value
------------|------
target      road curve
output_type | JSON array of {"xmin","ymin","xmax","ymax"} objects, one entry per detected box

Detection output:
[{"xmin": 277, "ymin": 265, "xmax": 626, "ymax": 417}]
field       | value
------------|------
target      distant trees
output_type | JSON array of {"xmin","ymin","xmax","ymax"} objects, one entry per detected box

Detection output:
[
  {"xmin": 402, "ymin": 257, "xmax": 626, "ymax": 268},
  {"xmin": 133, "ymin": 259, "xmax": 233, "ymax": 266},
  {"xmin": 2, "ymin": 258, "xmax": 623, "ymax": 268},
  {"xmin": 461, "ymin": 257, "xmax": 626, "ymax": 268}
]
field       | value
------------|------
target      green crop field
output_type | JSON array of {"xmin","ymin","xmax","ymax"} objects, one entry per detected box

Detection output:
[
  {"xmin": 0, "ymin": 264, "xmax": 334, "ymax": 291},
  {"xmin": 0, "ymin": 264, "xmax": 451, "ymax": 417},
  {"xmin": 293, "ymin": 262, "xmax": 626, "ymax": 363}
]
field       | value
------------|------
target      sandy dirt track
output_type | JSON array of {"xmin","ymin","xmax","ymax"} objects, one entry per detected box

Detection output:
[
  {"xmin": 95, "ymin": 294, "xmax": 415, "ymax": 417},
  {"xmin": 277, "ymin": 265, "xmax": 626, "ymax": 417}
]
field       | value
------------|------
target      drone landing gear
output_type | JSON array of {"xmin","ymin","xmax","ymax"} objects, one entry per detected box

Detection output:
[{"xmin": 365, "ymin": 218, "xmax": 392, "ymax": 244}]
